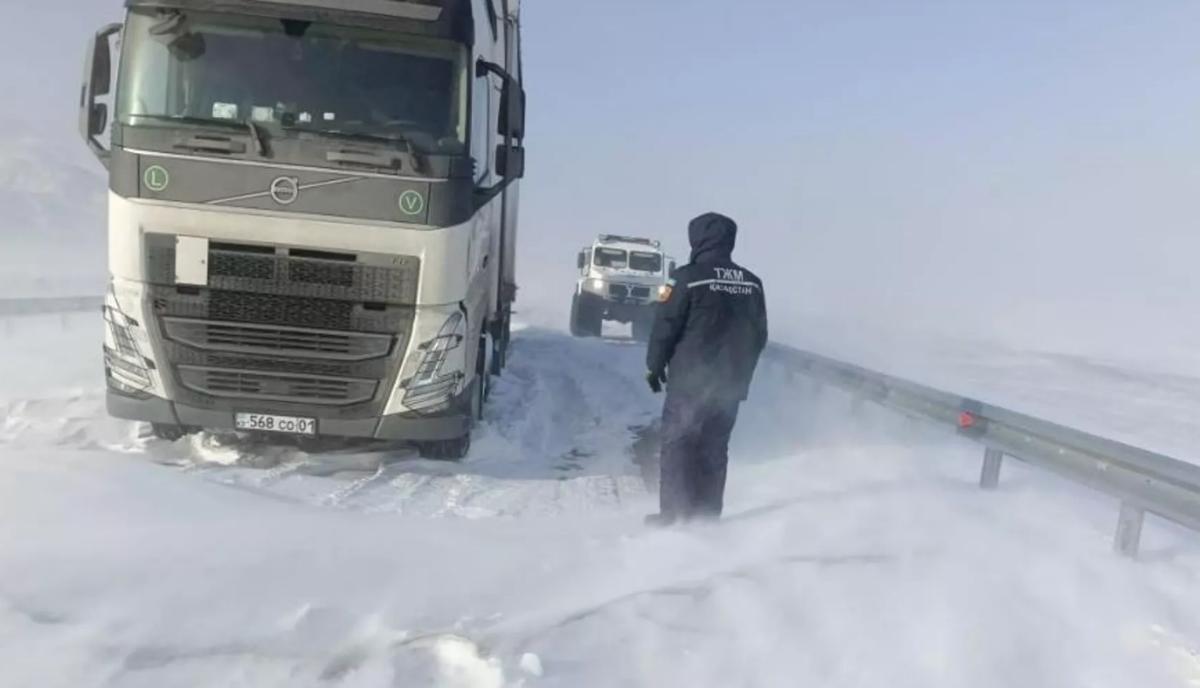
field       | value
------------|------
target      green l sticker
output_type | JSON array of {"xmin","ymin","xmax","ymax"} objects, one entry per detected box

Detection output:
[
  {"xmin": 398, "ymin": 189, "xmax": 425, "ymax": 217},
  {"xmin": 144, "ymin": 165, "xmax": 170, "ymax": 192}
]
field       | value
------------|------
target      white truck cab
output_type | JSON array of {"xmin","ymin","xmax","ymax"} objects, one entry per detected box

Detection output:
[
  {"xmin": 571, "ymin": 235, "xmax": 674, "ymax": 342},
  {"xmin": 78, "ymin": 0, "xmax": 526, "ymax": 460}
]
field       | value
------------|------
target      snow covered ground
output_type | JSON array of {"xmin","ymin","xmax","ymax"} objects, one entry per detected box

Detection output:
[
  {"xmin": 777, "ymin": 316, "xmax": 1200, "ymax": 465},
  {"xmin": 3, "ymin": 311, "xmax": 1200, "ymax": 687}
]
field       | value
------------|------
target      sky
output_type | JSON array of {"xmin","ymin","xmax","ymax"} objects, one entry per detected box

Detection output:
[{"xmin": 4, "ymin": 0, "xmax": 1199, "ymax": 360}]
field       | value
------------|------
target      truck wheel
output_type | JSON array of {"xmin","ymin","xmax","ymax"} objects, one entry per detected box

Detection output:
[
  {"xmin": 570, "ymin": 293, "xmax": 602, "ymax": 338},
  {"xmin": 418, "ymin": 434, "xmax": 471, "ymax": 461},
  {"xmin": 631, "ymin": 315, "xmax": 654, "ymax": 343},
  {"xmin": 475, "ymin": 339, "xmax": 490, "ymax": 418},
  {"xmin": 150, "ymin": 423, "xmax": 188, "ymax": 442},
  {"xmin": 490, "ymin": 314, "xmax": 510, "ymax": 376},
  {"xmin": 569, "ymin": 294, "xmax": 585, "ymax": 337}
]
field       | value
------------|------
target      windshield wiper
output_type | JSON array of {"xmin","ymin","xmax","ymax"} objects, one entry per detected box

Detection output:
[
  {"xmin": 285, "ymin": 126, "xmax": 405, "ymax": 146},
  {"xmin": 149, "ymin": 10, "xmax": 188, "ymax": 36},
  {"xmin": 286, "ymin": 126, "xmax": 425, "ymax": 171},
  {"xmin": 246, "ymin": 121, "xmax": 268, "ymax": 157},
  {"xmin": 130, "ymin": 115, "xmax": 267, "ymax": 157}
]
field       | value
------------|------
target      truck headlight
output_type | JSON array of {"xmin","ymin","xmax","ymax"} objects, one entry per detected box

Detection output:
[
  {"xmin": 589, "ymin": 278, "xmax": 605, "ymax": 291},
  {"xmin": 103, "ymin": 294, "xmax": 153, "ymax": 396},
  {"xmin": 402, "ymin": 311, "xmax": 466, "ymax": 413}
]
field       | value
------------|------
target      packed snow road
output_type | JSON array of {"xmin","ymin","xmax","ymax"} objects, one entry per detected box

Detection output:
[
  {"xmin": 0, "ymin": 316, "xmax": 657, "ymax": 519},
  {"xmin": 3, "ymin": 312, "xmax": 1200, "ymax": 687}
]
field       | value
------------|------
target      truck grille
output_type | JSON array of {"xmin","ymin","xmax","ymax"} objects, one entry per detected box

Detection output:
[
  {"xmin": 607, "ymin": 284, "xmax": 653, "ymax": 301},
  {"xmin": 143, "ymin": 237, "xmax": 419, "ymax": 419},
  {"xmin": 147, "ymin": 238, "xmax": 420, "ymax": 303},
  {"xmin": 178, "ymin": 366, "xmax": 376, "ymax": 406},
  {"xmin": 162, "ymin": 318, "xmax": 393, "ymax": 361},
  {"xmin": 208, "ymin": 291, "xmax": 358, "ymax": 331}
]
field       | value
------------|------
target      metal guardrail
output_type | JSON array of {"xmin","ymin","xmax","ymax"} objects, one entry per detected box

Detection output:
[
  {"xmin": 0, "ymin": 296, "xmax": 103, "ymax": 318},
  {"xmin": 767, "ymin": 344, "xmax": 1200, "ymax": 558}
]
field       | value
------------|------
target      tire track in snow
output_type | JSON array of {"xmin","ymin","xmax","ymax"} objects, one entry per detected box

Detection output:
[{"xmin": 0, "ymin": 327, "xmax": 658, "ymax": 520}]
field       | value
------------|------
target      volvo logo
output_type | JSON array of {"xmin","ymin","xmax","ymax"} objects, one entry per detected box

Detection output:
[{"xmin": 269, "ymin": 176, "xmax": 300, "ymax": 205}]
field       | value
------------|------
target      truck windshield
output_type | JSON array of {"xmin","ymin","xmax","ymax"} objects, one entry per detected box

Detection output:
[
  {"xmin": 629, "ymin": 252, "xmax": 663, "ymax": 273},
  {"xmin": 117, "ymin": 9, "xmax": 469, "ymax": 153},
  {"xmin": 594, "ymin": 249, "xmax": 664, "ymax": 272},
  {"xmin": 594, "ymin": 248, "xmax": 628, "ymax": 269}
]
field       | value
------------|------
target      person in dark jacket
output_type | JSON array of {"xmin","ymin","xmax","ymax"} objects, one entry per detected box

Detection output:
[{"xmin": 645, "ymin": 212, "xmax": 768, "ymax": 525}]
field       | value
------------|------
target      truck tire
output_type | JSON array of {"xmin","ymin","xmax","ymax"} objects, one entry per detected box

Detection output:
[
  {"xmin": 569, "ymin": 294, "xmax": 584, "ymax": 337},
  {"xmin": 475, "ymin": 338, "xmax": 491, "ymax": 416},
  {"xmin": 631, "ymin": 313, "xmax": 654, "ymax": 343},
  {"xmin": 570, "ymin": 293, "xmax": 602, "ymax": 338},
  {"xmin": 418, "ymin": 434, "xmax": 471, "ymax": 461},
  {"xmin": 490, "ymin": 313, "xmax": 510, "ymax": 376},
  {"xmin": 150, "ymin": 423, "xmax": 188, "ymax": 442}
]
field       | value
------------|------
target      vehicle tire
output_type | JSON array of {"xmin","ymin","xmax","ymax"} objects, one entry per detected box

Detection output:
[
  {"xmin": 631, "ymin": 314, "xmax": 654, "ymax": 343},
  {"xmin": 490, "ymin": 313, "xmax": 510, "ymax": 376},
  {"xmin": 150, "ymin": 423, "xmax": 187, "ymax": 442},
  {"xmin": 571, "ymin": 293, "xmax": 603, "ymax": 338},
  {"xmin": 569, "ymin": 294, "xmax": 585, "ymax": 337},
  {"xmin": 475, "ymin": 338, "xmax": 490, "ymax": 418},
  {"xmin": 418, "ymin": 434, "xmax": 471, "ymax": 461}
]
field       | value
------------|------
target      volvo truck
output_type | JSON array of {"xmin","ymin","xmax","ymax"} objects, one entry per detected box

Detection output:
[
  {"xmin": 79, "ymin": 0, "xmax": 526, "ymax": 459},
  {"xmin": 570, "ymin": 235, "xmax": 674, "ymax": 342}
]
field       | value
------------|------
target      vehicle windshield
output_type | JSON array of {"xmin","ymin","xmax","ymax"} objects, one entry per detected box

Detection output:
[
  {"xmin": 594, "ymin": 248, "xmax": 628, "ymax": 269},
  {"xmin": 117, "ymin": 9, "xmax": 469, "ymax": 154},
  {"xmin": 594, "ymin": 248, "xmax": 664, "ymax": 272},
  {"xmin": 629, "ymin": 251, "xmax": 663, "ymax": 273}
]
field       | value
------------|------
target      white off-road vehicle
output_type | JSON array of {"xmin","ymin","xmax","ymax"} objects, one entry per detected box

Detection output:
[{"xmin": 570, "ymin": 235, "xmax": 674, "ymax": 342}]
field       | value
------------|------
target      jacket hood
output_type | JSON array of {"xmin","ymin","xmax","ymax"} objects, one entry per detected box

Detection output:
[{"xmin": 688, "ymin": 212, "xmax": 738, "ymax": 263}]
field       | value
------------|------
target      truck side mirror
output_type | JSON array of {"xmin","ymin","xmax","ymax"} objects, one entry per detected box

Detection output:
[
  {"xmin": 495, "ymin": 144, "xmax": 525, "ymax": 179},
  {"xmin": 577, "ymin": 252, "xmax": 586, "ymax": 270},
  {"xmin": 89, "ymin": 103, "xmax": 109, "ymax": 137},
  {"xmin": 79, "ymin": 23, "xmax": 122, "ymax": 166},
  {"xmin": 477, "ymin": 59, "xmax": 526, "ymax": 140},
  {"xmin": 669, "ymin": 261, "xmax": 677, "ymax": 275},
  {"xmin": 498, "ymin": 80, "xmax": 525, "ymax": 139}
]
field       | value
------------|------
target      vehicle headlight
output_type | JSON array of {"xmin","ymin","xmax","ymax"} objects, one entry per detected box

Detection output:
[
  {"xmin": 402, "ymin": 311, "xmax": 466, "ymax": 414},
  {"xmin": 103, "ymin": 291, "xmax": 153, "ymax": 396},
  {"xmin": 589, "ymin": 278, "xmax": 605, "ymax": 291}
]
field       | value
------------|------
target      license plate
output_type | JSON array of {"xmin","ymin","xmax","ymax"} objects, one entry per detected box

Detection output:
[{"xmin": 235, "ymin": 413, "xmax": 317, "ymax": 436}]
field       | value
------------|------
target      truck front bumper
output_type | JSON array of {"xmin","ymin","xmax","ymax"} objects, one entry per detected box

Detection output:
[{"xmin": 107, "ymin": 389, "xmax": 472, "ymax": 442}]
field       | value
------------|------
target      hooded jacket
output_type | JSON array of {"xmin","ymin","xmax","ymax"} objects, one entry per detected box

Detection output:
[{"xmin": 647, "ymin": 213, "xmax": 768, "ymax": 401}]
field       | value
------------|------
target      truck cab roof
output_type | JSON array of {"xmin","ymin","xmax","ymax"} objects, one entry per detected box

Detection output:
[
  {"xmin": 592, "ymin": 234, "xmax": 662, "ymax": 252},
  {"xmin": 124, "ymin": 0, "xmax": 496, "ymax": 35}
]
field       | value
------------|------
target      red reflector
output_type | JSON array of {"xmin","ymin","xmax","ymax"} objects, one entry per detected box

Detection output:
[{"xmin": 958, "ymin": 412, "xmax": 977, "ymax": 429}]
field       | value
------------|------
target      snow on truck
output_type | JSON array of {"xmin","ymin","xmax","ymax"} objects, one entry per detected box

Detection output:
[
  {"xmin": 78, "ymin": 0, "xmax": 527, "ymax": 459},
  {"xmin": 571, "ymin": 235, "xmax": 675, "ymax": 342}
]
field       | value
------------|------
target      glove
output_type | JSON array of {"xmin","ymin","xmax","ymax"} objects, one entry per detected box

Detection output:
[{"xmin": 646, "ymin": 369, "xmax": 666, "ymax": 394}]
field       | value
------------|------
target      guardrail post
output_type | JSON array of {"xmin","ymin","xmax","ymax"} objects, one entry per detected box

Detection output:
[
  {"xmin": 980, "ymin": 448, "xmax": 1003, "ymax": 489},
  {"xmin": 1114, "ymin": 502, "xmax": 1145, "ymax": 558}
]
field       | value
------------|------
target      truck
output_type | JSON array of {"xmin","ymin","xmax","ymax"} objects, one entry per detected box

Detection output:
[
  {"xmin": 78, "ymin": 0, "xmax": 527, "ymax": 460},
  {"xmin": 570, "ymin": 235, "xmax": 674, "ymax": 342}
]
